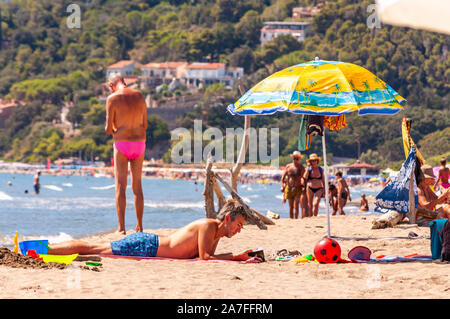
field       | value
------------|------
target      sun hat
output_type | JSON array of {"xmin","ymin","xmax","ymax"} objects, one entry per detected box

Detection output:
[
  {"xmin": 290, "ymin": 151, "xmax": 303, "ymax": 159},
  {"xmin": 421, "ymin": 164, "xmax": 435, "ymax": 179},
  {"xmin": 306, "ymin": 153, "xmax": 322, "ymax": 163},
  {"xmin": 348, "ymin": 246, "xmax": 372, "ymax": 262}
]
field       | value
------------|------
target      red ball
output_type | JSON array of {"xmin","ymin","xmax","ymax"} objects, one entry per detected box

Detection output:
[{"xmin": 314, "ymin": 238, "xmax": 341, "ymax": 263}]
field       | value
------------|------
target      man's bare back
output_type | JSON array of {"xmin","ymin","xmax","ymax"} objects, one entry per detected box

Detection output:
[
  {"xmin": 105, "ymin": 87, "xmax": 147, "ymax": 142},
  {"xmin": 157, "ymin": 219, "xmax": 221, "ymax": 259}
]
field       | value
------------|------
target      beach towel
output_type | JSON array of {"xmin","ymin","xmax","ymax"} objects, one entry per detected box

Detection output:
[
  {"xmin": 430, "ymin": 219, "xmax": 446, "ymax": 260},
  {"xmin": 298, "ymin": 114, "xmax": 311, "ymax": 151},
  {"xmin": 375, "ymin": 147, "xmax": 418, "ymax": 214},
  {"xmin": 323, "ymin": 115, "xmax": 347, "ymax": 131},
  {"xmin": 99, "ymin": 254, "xmax": 263, "ymax": 264},
  {"xmin": 429, "ymin": 219, "xmax": 448, "ymax": 260},
  {"xmin": 441, "ymin": 219, "xmax": 450, "ymax": 261},
  {"xmin": 401, "ymin": 117, "xmax": 424, "ymax": 165},
  {"xmin": 350, "ymin": 254, "xmax": 432, "ymax": 263},
  {"xmin": 306, "ymin": 115, "xmax": 323, "ymax": 136}
]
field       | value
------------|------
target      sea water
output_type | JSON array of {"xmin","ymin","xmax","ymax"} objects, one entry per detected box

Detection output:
[{"xmin": 0, "ymin": 172, "xmax": 382, "ymax": 246}]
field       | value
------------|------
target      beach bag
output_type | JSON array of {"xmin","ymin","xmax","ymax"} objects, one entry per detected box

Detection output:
[
  {"xmin": 429, "ymin": 219, "xmax": 447, "ymax": 260},
  {"xmin": 441, "ymin": 219, "xmax": 450, "ymax": 262}
]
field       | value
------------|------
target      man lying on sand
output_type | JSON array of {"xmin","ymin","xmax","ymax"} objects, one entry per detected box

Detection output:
[{"xmin": 48, "ymin": 199, "xmax": 254, "ymax": 261}]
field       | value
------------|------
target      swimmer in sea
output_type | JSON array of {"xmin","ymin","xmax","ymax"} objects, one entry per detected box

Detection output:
[
  {"xmin": 34, "ymin": 171, "xmax": 41, "ymax": 195},
  {"xmin": 359, "ymin": 193, "xmax": 369, "ymax": 212}
]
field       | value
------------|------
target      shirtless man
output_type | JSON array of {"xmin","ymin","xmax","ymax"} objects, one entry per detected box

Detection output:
[
  {"xmin": 434, "ymin": 157, "xmax": 450, "ymax": 194},
  {"xmin": 47, "ymin": 199, "xmax": 254, "ymax": 261},
  {"xmin": 417, "ymin": 165, "xmax": 450, "ymax": 218},
  {"xmin": 336, "ymin": 171, "xmax": 351, "ymax": 215},
  {"xmin": 105, "ymin": 73, "xmax": 148, "ymax": 234},
  {"xmin": 280, "ymin": 151, "xmax": 307, "ymax": 218},
  {"xmin": 303, "ymin": 153, "xmax": 325, "ymax": 217}
]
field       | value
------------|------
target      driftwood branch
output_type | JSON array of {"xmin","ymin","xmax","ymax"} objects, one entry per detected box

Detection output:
[
  {"xmin": 212, "ymin": 178, "xmax": 226, "ymax": 212},
  {"xmin": 203, "ymin": 159, "xmax": 216, "ymax": 219},
  {"xmin": 416, "ymin": 207, "xmax": 439, "ymax": 220},
  {"xmin": 408, "ymin": 170, "xmax": 416, "ymax": 224},
  {"xmin": 212, "ymin": 171, "xmax": 273, "ymax": 229},
  {"xmin": 231, "ymin": 79, "xmax": 250, "ymax": 192},
  {"xmin": 372, "ymin": 210, "xmax": 405, "ymax": 229}
]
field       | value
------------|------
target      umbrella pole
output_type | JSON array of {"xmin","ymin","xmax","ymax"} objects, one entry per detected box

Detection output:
[{"xmin": 322, "ymin": 130, "xmax": 331, "ymax": 238}]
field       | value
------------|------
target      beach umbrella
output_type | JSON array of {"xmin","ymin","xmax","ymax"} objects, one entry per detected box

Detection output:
[
  {"xmin": 227, "ymin": 58, "xmax": 405, "ymax": 237},
  {"xmin": 376, "ymin": 0, "xmax": 450, "ymax": 35}
]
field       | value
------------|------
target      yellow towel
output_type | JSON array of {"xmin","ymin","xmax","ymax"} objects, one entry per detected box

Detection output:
[{"xmin": 401, "ymin": 117, "xmax": 424, "ymax": 165}]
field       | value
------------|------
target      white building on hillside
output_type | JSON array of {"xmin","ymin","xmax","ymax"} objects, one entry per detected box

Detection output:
[
  {"xmin": 140, "ymin": 62, "xmax": 188, "ymax": 87},
  {"xmin": 260, "ymin": 21, "xmax": 311, "ymax": 44},
  {"xmin": 183, "ymin": 63, "xmax": 243, "ymax": 88},
  {"xmin": 106, "ymin": 60, "xmax": 136, "ymax": 80}
]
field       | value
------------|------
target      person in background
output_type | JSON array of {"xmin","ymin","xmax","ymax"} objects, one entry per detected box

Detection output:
[
  {"xmin": 359, "ymin": 193, "xmax": 369, "ymax": 212},
  {"xmin": 336, "ymin": 171, "xmax": 351, "ymax": 215},
  {"xmin": 33, "ymin": 171, "xmax": 41, "ymax": 195},
  {"xmin": 434, "ymin": 157, "xmax": 450, "ymax": 194},
  {"xmin": 329, "ymin": 182, "xmax": 338, "ymax": 216},
  {"xmin": 417, "ymin": 164, "xmax": 450, "ymax": 218},
  {"xmin": 281, "ymin": 151, "xmax": 308, "ymax": 218}
]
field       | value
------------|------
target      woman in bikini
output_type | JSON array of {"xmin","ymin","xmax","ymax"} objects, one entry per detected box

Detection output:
[
  {"xmin": 434, "ymin": 157, "xmax": 450, "ymax": 195},
  {"xmin": 303, "ymin": 153, "xmax": 325, "ymax": 217}
]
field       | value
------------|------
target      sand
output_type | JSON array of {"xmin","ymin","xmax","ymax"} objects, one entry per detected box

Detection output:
[{"xmin": 0, "ymin": 216, "xmax": 449, "ymax": 299}]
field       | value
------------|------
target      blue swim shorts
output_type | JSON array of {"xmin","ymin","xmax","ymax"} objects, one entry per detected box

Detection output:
[{"xmin": 110, "ymin": 232, "xmax": 159, "ymax": 257}]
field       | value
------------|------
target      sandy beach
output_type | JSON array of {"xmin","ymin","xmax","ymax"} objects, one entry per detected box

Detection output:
[{"xmin": 1, "ymin": 216, "xmax": 448, "ymax": 299}]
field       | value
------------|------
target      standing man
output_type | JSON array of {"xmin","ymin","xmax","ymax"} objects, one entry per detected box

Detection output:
[
  {"xmin": 105, "ymin": 73, "xmax": 148, "ymax": 234},
  {"xmin": 281, "ymin": 151, "xmax": 308, "ymax": 219},
  {"xmin": 33, "ymin": 171, "xmax": 41, "ymax": 195}
]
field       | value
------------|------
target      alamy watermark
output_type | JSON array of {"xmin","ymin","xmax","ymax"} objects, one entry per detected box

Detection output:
[
  {"xmin": 170, "ymin": 120, "xmax": 280, "ymax": 167},
  {"xmin": 67, "ymin": 4, "xmax": 81, "ymax": 29},
  {"xmin": 367, "ymin": 4, "xmax": 381, "ymax": 29},
  {"xmin": 366, "ymin": 264, "xmax": 382, "ymax": 289}
]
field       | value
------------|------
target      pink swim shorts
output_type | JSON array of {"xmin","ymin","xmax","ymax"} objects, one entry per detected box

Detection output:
[{"xmin": 114, "ymin": 141, "xmax": 146, "ymax": 160}]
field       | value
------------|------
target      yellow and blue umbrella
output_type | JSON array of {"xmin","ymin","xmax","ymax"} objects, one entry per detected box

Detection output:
[
  {"xmin": 227, "ymin": 59, "xmax": 405, "ymax": 237},
  {"xmin": 228, "ymin": 59, "xmax": 405, "ymax": 116}
]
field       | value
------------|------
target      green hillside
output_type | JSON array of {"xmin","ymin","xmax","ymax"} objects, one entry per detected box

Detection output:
[{"xmin": 0, "ymin": 0, "xmax": 448, "ymax": 168}]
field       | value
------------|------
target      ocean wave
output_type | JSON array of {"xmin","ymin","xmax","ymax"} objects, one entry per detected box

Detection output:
[
  {"xmin": 0, "ymin": 191, "xmax": 13, "ymax": 201},
  {"xmin": 14, "ymin": 197, "xmax": 115, "ymax": 210},
  {"xmin": 62, "ymin": 183, "xmax": 73, "ymax": 187},
  {"xmin": 90, "ymin": 184, "xmax": 115, "ymax": 190},
  {"xmin": 144, "ymin": 201, "xmax": 204, "ymax": 209},
  {"xmin": 42, "ymin": 185, "xmax": 63, "ymax": 192}
]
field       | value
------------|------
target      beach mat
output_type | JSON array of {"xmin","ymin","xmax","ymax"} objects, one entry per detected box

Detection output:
[
  {"xmin": 351, "ymin": 255, "xmax": 432, "ymax": 263},
  {"xmin": 99, "ymin": 254, "xmax": 262, "ymax": 264}
]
